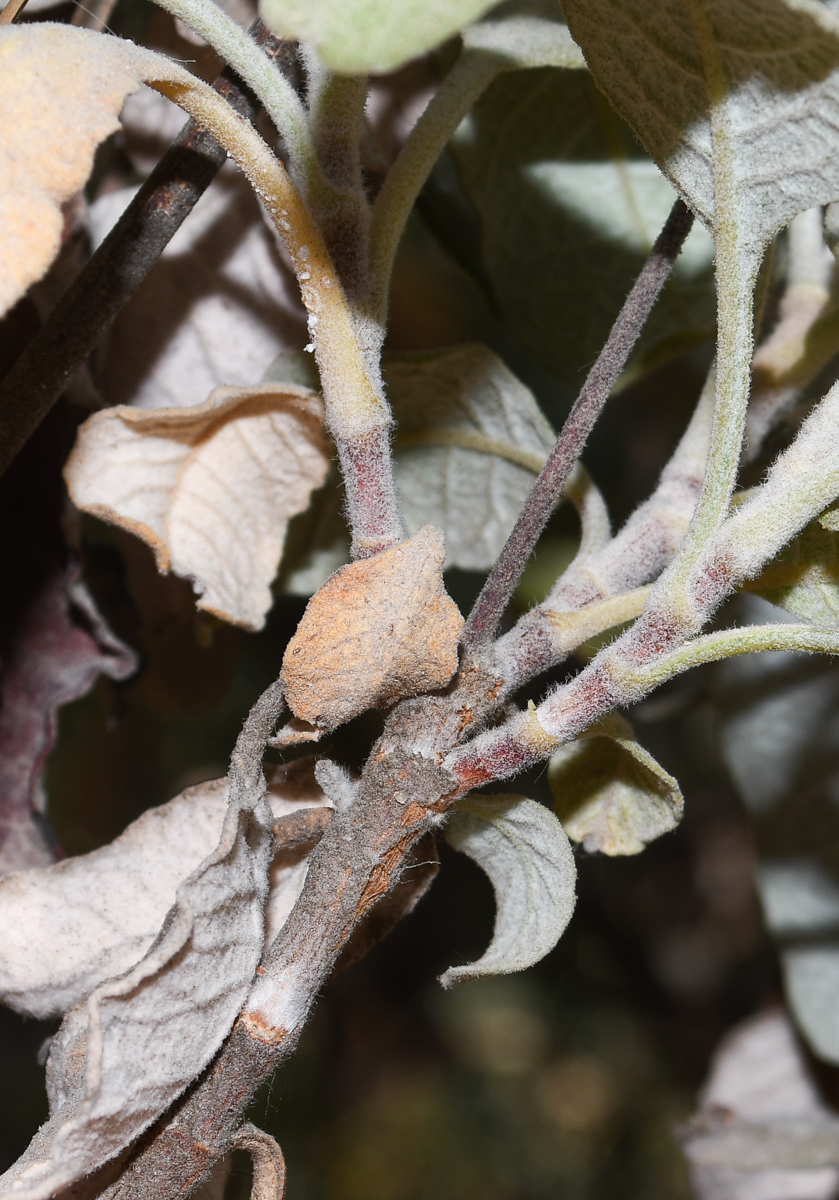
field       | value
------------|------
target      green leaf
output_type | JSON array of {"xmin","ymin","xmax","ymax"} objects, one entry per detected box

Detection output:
[
  {"xmin": 561, "ymin": 0, "xmax": 839, "ymax": 259},
  {"xmin": 441, "ymin": 794, "xmax": 576, "ymax": 986},
  {"xmin": 280, "ymin": 343, "xmax": 558, "ymax": 592},
  {"xmin": 389, "ymin": 345, "xmax": 555, "ymax": 569},
  {"xmin": 548, "ymin": 714, "xmax": 683, "ymax": 856},
  {"xmin": 718, "ymin": 632, "xmax": 839, "ymax": 1063},
  {"xmin": 258, "ymin": 0, "xmax": 497, "ymax": 73},
  {"xmin": 461, "ymin": 16, "xmax": 586, "ymax": 71},
  {"xmin": 743, "ymin": 521, "xmax": 839, "ymax": 626},
  {"xmin": 450, "ymin": 69, "xmax": 715, "ymax": 385}
]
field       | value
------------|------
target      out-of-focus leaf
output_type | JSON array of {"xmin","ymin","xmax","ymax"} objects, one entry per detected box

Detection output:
[
  {"xmin": 90, "ymin": 176, "xmax": 306, "ymax": 410},
  {"xmin": 548, "ymin": 714, "xmax": 683, "ymax": 856},
  {"xmin": 561, "ymin": 0, "xmax": 839, "ymax": 263},
  {"xmin": 282, "ymin": 525, "xmax": 463, "ymax": 729},
  {"xmin": 280, "ymin": 344, "xmax": 563, "ymax": 593},
  {"xmin": 683, "ymin": 1010, "xmax": 839, "ymax": 1200},
  {"xmin": 0, "ymin": 778, "xmax": 277, "ymax": 1199},
  {"xmin": 718, "ymin": 605, "xmax": 839, "ymax": 1063},
  {"xmin": 440, "ymin": 794, "xmax": 576, "ymax": 986},
  {"xmin": 743, "ymin": 522, "xmax": 839, "ymax": 626},
  {"xmin": 0, "ymin": 762, "xmax": 329, "ymax": 1020},
  {"xmin": 450, "ymin": 70, "xmax": 715, "ymax": 384},
  {"xmin": 64, "ymin": 384, "xmax": 331, "ymax": 631},
  {"xmin": 258, "ymin": 0, "xmax": 497, "ymax": 73},
  {"xmin": 0, "ymin": 569, "xmax": 136, "ymax": 879}
]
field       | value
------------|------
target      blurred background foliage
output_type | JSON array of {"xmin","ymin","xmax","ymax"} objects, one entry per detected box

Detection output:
[{"xmin": 0, "ymin": 2, "xmax": 832, "ymax": 1194}]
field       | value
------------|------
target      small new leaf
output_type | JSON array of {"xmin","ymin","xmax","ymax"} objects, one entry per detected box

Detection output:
[
  {"xmin": 282, "ymin": 525, "xmax": 463, "ymax": 729},
  {"xmin": 441, "ymin": 794, "xmax": 576, "ymax": 986},
  {"xmin": 258, "ymin": 0, "xmax": 497, "ymax": 73},
  {"xmin": 64, "ymin": 385, "xmax": 330, "ymax": 631},
  {"xmin": 548, "ymin": 714, "xmax": 683, "ymax": 855},
  {"xmin": 744, "ymin": 521, "xmax": 839, "ymax": 626}
]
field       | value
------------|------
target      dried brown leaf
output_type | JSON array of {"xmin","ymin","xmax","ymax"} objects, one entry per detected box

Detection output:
[
  {"xmin": 281, "ymin": 525, "xmax": 463, "ymax": 729},
  {"xmin": 0, "ymin": 24, "xmax": 212, "ymax": 318},
  {"xmin": 64, "ymin": 385, "xmax": 331, "ymax": 630}
]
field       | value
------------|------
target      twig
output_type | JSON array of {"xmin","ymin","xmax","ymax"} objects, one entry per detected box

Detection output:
[
  {"xmin": 0, "ymin": 0, "xmax": 27, "ymax": 23},
  {"xmin": 0, "ymin": 22, "xmax": 294, "ymax": 480},
  {"xmin": 462, "ymin": 198, "xmax": 695, "ymax": 647}
]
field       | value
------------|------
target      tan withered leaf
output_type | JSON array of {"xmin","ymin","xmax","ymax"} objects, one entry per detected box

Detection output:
[
  {"xmin": 64, "ymin": 385, "xmax": 331, "ymax": 631},
  {"xmin": 0, "ymin": 24, "xmax": 217, "ymax": 319},
  {"xmin": 282, "ymin": 525, "xmax": 463, "ymax": 728}
]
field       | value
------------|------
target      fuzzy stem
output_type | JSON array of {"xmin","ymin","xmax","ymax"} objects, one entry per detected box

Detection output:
[
  {"xmin": 150, "ymin": 74, "xmax": 403, "ymax": 554},
  {"xmin": 146, "ymin": 0, "xmax": 316, "ymax": 187},
  {"xmin": 463, "ymin": 197, "xmax": 694, "ymax": 648},
  {"xmin": 300, "ymin": 47, "xmax": 372, "ymax": 297}
]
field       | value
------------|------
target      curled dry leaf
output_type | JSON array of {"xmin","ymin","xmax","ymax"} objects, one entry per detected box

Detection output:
[
  {"xmin": 0, "ymin": 758, "xmax": 331, "ymax": 1200},
  {"xmin": 0, "ymin": 761, "xmax": 330, "ymax": 1020},
  {"xmin": 65, "ymin": 385, "xmax": 331, "ymax": 631},
  {"xmin": 0, "ymin": 569, "xmax": 136, "ymax": 878},
  {"xmin": 441, "ymin": 794, "xmax": 577, "ymax": 986},
  {"xmin": 0, "ymin": 789, "xmax": 273, "ymax": 1200},
  {"xmin": 548, "ymin": 714, "xmax": 683, "ymax": 855},
  {"xmin": 282, "ymin": 525, "xmax": 463, "ymax": 729}
]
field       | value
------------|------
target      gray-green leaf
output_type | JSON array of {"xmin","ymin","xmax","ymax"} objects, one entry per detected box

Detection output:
[
  {"xmin": 561, "ymin": 0, "xmax": 839, "ymax": 258},
  {"xmin": 441, "ymin": 794, "xmax": 576, "ymax": 986},
  {"xmin": 258, "ymin": 0, "xmax": 497, "ymax": 73},
  {"xmin": 451, "ymin": 70, "xmax": 715, "ymax": 385},
  {"xmin": 548, "ymin": 714, "xmax": 683, "ymax": 856}
]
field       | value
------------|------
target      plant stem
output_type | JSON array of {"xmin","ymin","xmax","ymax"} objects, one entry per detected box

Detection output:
[
  {"xmin": 0, "ymin": 22, "xmax": 291, "ymax": 480},
  {"xmin": 462, "ymin": 197, "xmax": 695, "ymax": 647},
  {"xmin": 146, "ymin": 0, "xmax": 315, "ymax": 185},
  {"xmin": 366, "ymin": 48, "xmax": 500, "ymax": 323}
]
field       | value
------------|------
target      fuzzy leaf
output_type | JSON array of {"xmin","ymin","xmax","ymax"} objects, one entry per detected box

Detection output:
[
  {"xmin": 0, "ymin": 24, "xmax": 234, "ymax": 320},
  {"xmin": 744, "ymin": 522, "xmax": 839, "ymax": 626},
  {"xmin": 390, "ymin": 346, "xmax": 556, "ymax": 568},
  {"xmin": 460, "ymin": 16, "xmax": 586, "ymax": 71},
  {"xmin": 282, "ymin": 525, "xmax": 463, "ymax": 729},
  {"xmin": 548, "ymin": 714, "xmax": 683, "ymax": 856},
  {"xmin": 258, "ymin": 0, "xmax": 498, "ymax": 73},
  {"xmin": 64, "ymin": 385, "xmax": 330, "ymax": 631},
  {"xmin": 91, "ymin": 175, "xmax": 306, "ymax": 411},
  {"xmin": 560, "ymin": 0, "xmax": 839, "ymax": 260},
  {"xmin": 450, "ymin": 70, "xmax": 715, "ymax": 384},
  {"xmin": 441, "ymin": 794, "xmax": 576, "ymax": 986},
  {"xmin": 0, "ymin": 569, "xmax": 136, "ymax": 878},
  {"xmin": 0, "ymin": 763, "xmax": 328, "ymax": 1021},
  {"xmin": 0, "ymin": 780, "xmax": 275, "ymax": 1200}
]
